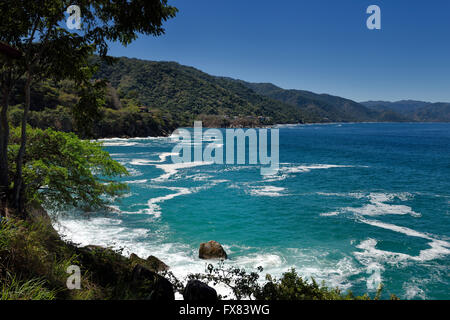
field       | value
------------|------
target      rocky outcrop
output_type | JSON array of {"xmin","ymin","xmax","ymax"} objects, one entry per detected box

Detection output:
[
  {"xmin": 146, "ymin": 255, "xmax": 169, "ymax": 272},
  {"xmin": 199, "ymin": 240, "xmax": 227, "ymax": 260},
  {"xmin": 129, "ymin": 253, "xmax": 169, "ymax": 272},
  {"xmin": 27, "ymin": 202, "xmax": 52, "ymax": 225},
  {"xmin": 131, "ymin": 264, "xmax": 174, "ymax": 301},
  {"xmin": 183, "ymin": 280, "xmax": 218, "ymax": 302},
  {"xmin": 74, "ymin": 246, "xmax": 174, "ymax": 300},
  {"xmin": 76, "ymin": 245, "xmax": 129, "ymax": 287},
  {"xmin": 83, "ymin": 245, "xmax": 107, "ymax": 252}
]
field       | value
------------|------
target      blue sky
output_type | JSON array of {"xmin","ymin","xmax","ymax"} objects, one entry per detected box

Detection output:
[{"xmin": 108, "ymin": 0, "xmax": 450, "ymax": 102}]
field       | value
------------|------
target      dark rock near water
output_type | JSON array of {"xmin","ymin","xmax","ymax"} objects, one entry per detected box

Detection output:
[
  {"xmin": 83, "ymin": 245, "xmax": 107, "ymax": 252},
  {"xmin": 199, "ymin": 240, "xmax": 227, "ymax": 260},
  {"xmin": 131, "ymin": 264, "xmax": 174, "ymax": 301},
  {"xmin": 76, "ymin": 245, "xmax": 128, "ymax": 287},
  {"xmin": 129, "ymin": 253, "xmax": 145, "ymax": 266},
  {"xmin": 183, "ymin": 280, "xmax": 218, "ymax": 301},
  {"xmin": 75, "ymin": 247, "xmax": 173, "ymax": 300},
  {"xmin": 27, "ymin": 202, "xmax": 52, "ymax": 224},
  {"xmin": 129, "ymin": 253, "xmax": 139, "ymax": 259},
  {"xmin": 146, "ymin": 255, "xmax": 169, "ymax": 272},
  {"xmin": 129, "ymin": 253, "xmax": 169, "ymax": 272}
]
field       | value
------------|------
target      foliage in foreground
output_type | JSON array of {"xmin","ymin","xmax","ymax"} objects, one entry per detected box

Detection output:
[
  {"xmin": 8, "ymin": 79, "xmax": 178, "ymax": 138},
  {"xmin": 1, "ymin": 275, "xmax": 57, "ymax": 300},
  {"xmin": 0, "ymin": 216, "xmax": 88, "ymax": 300},
  {"xmin": 8, "ymin": 127, "xmax": 129, "ymax": 212},
  {"xmin": 0, "ymin": 217, "xmax": 165, "ymax": 300}
]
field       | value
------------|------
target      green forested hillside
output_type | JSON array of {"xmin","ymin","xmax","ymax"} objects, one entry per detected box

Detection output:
[
  {"xmin": 8, "ymin": 78, "xmax": 178, "ymax": 138},
  {"xmin": 9, "ymin": 56, "xmax": 414, "ymax": 138},
  {"xmin": 93, "ymin": 57, "xmax": 306, "ymax": 126}
]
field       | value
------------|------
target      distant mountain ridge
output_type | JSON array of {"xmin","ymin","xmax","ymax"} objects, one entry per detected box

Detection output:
[
  {"xmin": 360, "ymin": 100, "xmax": 450, "ymax": 122},
  {"xmin": 94, "ymin": 56, "xmax": 408, "ymax": 125},
  {"xmin": 237, "ymin": 81, "xmax": 407, "ymax": 123}
]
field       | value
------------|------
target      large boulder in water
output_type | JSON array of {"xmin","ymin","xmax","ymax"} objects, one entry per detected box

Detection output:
[
  {"xmin": 199, "ymin": 240, "xmax": 227, "ymax": 260},
  {"xmin": 183, "ymin": 280, "xmax": 218, "ymax": 301}
]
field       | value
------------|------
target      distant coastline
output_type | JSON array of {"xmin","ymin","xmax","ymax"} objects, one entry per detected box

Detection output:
[{"xmin": 94, "ymin": 121, "xmax": 450, "ymax": 141}]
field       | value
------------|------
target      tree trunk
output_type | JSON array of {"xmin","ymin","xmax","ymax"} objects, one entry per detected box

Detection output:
[
  {"xmin": 13, "ymin": 71, "xmax": 32, "ymax": 215},
  {"xmin": 0, "ymin": 87, "xmax": 11, "ymax": 215}
]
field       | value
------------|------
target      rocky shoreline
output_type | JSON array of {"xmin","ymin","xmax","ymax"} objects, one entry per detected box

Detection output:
[
  {"xmin": 71, "ymin": 240, "xmax": 226, "ymax": 301},
  {"xmin": 2, "ymin": 202, "xmax": 224, "ymax": 301}
]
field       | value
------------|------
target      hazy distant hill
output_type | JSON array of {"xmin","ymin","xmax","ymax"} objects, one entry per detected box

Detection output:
[
  {"xmin": 361, "ymin": 100, "xmax": 450, "ymax": 122},
  {"xmin": 361, "ymin": 100, "xmax": 429, "ymax": 113},
  {"xmin": 238, "ymin": 81, "xmax": 406, "ymax": 122}
]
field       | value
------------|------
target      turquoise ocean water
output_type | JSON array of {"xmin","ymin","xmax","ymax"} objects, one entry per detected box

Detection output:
[{"xmin": 55, "ymin": 122, "xmax": 450, "ymax": 299}]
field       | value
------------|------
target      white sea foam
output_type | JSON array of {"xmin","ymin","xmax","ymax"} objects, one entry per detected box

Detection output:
[
  {"xmin": 222, "ymin": 165, "xmax": 254, "ymax": 173},
  {"xmin": 317, "ymin": 190, "xmax": 449, "ymax": 291},
  {"xmin": 272, "ymin": 123, "xmax": 302, "ymax": 128},
  {"xmin": 358, "ymin": 218, "xmax": 450, "ymax": 262},
  {"xmin": 320, "ymin": 192, "xmax": 420, "ymax": 217},
  {"xmin": 53, "ymin": 217, "xmax": 150, "ymax": 248},
  {"xmin": 184, "ymin": 173, "xmax": 214, "ymax": 181},
  {"xmin": 128, "ymin": 152, "xmax": 177, "ymax": 166},
  {"xmin": 320, "ymin": 211, "xmax": 340, "ymax": 217},
  {"xmin": 248, "ymin": 186, "xmax": 286, "ymax": 197},
  {"xmin": 107, "ymin": 205, "xmax": 121, "ymax": 213},
  {"xmin": 365, "ymin": 261, "xmax": 384, "ymax": 291},
  {"xmin": 145, "ymin": 187, "xmax": 192, "ymax": 218},
  {"xmin": 346, "ymin": 194, "xmax": 420, "ymax": 217},
  {"xmin": 354, "ymin": 238, "xmax": 407, "ymax": 290},
  {"xmin": 97, "ymin": 136, "xmax": 168, "ymax": 142},
  {"xmin": 353, "ymin": 217, "xmax": 450, "ymax": 290},
  {"xmin": 119, "ymin": 192, "xmax": 133, "ymax": 198},
  {"xmin": 317, "ymin": 192, "xmax": 366, "ymax": 199},
  {"xmin": 128, "ymin": 150, "xmax": 213, "ymax": 181},
  {"xmin": 277, "ymin": 251, "xmax": 361, "ymax": 291},
  {"xmin": 263, "ymin": 163, "xmax": 357, "ymax": 181},
  {"xmin": 283, "ymin": 164, "xmax": 354, "ymax": 174},
  {"xmin": 144, "ymin": 179, "xmax": 227, "ymax": 218},
  {"xmin": 153, "ymin": 161, "xmax": 213, "ymax": 182},
  {"xmin": 129, "ymin": 159, "xmax": 155, "ymax": 166},
  {"xmin": 403, "ymin": 280, "xmax": 427, "ymax": 300},
  {"xmin": 97, "ymin": 136, "xmax": 178, "ymax": 148},
  {"xmin": 101, "ymin": 141, "xmax": 141, "ymax": 147},
  {"xmin": 125, "ymin": 167, "xmax": 142, "ymax": 177},
  {"xmin": 234, "ymin": 253, "xmax": 285, "ymax": 271},
  {"xmin": 317, "ymin": 191, "xmax": 449, "ymax": 292},
  {"xmin": 158, "ymin": 152, "xmax": 179, "ymax": 162},
  {"xmin": 124, "ymin": 179, "xmax": 148, "ymax": 184}
]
